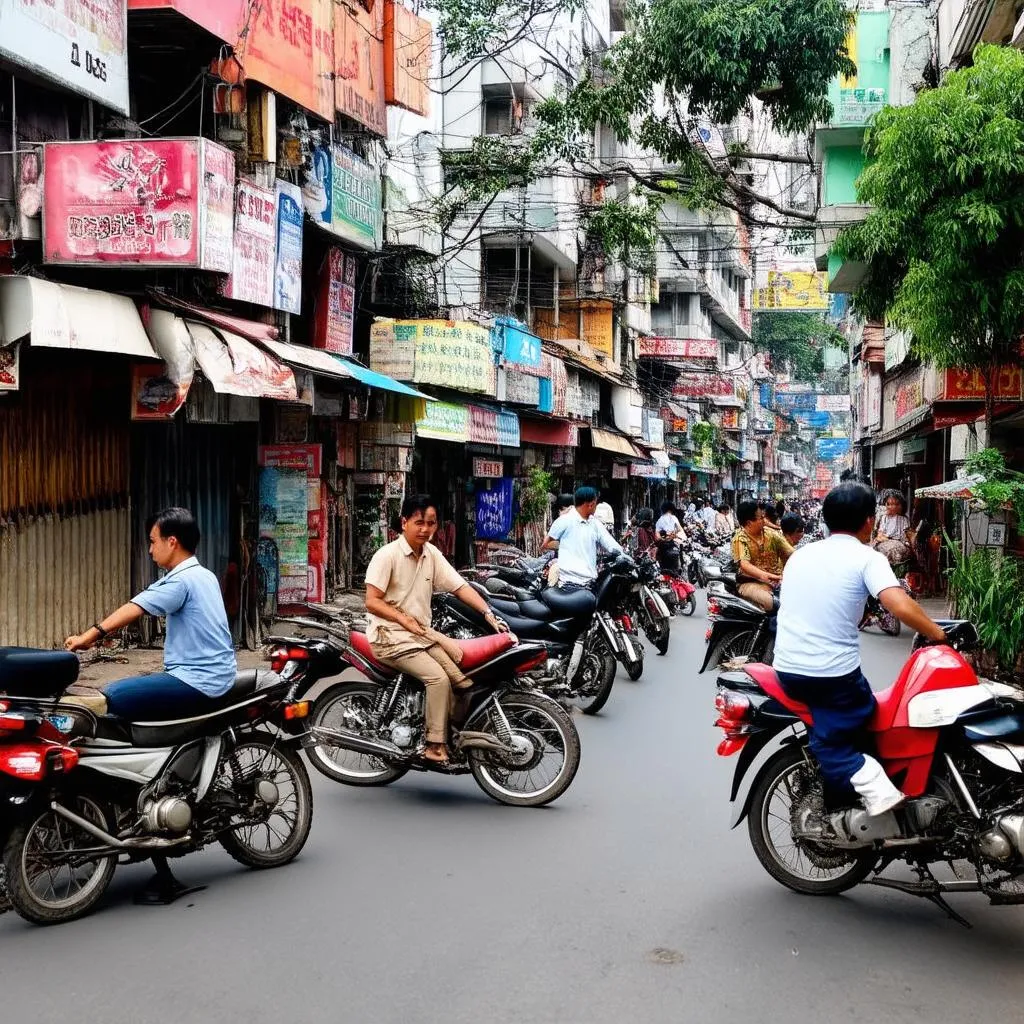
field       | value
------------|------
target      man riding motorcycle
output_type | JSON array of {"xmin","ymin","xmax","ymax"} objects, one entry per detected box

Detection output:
[
  {"xmin": 773, "ymin": 482, "xmax": 947, "ymax": 822},
  {"xmin": 542, "ymin": 485, "xmax": 624, "ymax": 590},
  {"xmin": 365, "ymin": 494, "xmax": 508, "ymax": 765},
  {"xmin": 730, "ymin": 500, "xmax": 793, "ymax": 612}
]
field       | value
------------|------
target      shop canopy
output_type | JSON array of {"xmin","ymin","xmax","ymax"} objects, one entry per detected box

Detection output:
[
  {"xmin": 915, "ymin": 475, "xmax": 984, "ymax": 501},
  {"xmin": 0, "ymin": 277, "xmax": 158, "ymax": 358},
  {"xmin": 589, "ymin": 427, "xmax": 644, "ymax": 458},
  {"xmin": 333, "ymin": 357, "xmax": 430, "ymax": 399},
  {"xmin": 520, "ymin": 418, "xmax": 579, "ymax": 446},
  {"xmin": 710, "ymin": 394, "xmax": 745, "ymax": 409}
]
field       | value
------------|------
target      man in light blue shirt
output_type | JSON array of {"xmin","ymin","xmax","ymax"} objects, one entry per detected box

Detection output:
[
  {"xmin": 66, "ymin": 507, "xmax": 237, "ymax": 720},
  {"xmin": 542, "ymin": 486, "xmax": 623, "ymax": 589}
]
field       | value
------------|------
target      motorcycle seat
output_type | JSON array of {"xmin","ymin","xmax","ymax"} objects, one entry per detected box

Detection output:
[
  {"xmin": 488, "ymin": 597, "xmax": 553, "ymax": 620},
  {"xmin": 0, "ymin": 647, "xmax": 80, "ymax": 697},
  {"xmin": 744, "ymin": 663, "xmax": 814, "ymax": 725},
  {"xmin": 348, "ymin": 630, "xmax": 517, "ymax": 676},
  {"xmin": 541, "ymin": 588, "xmax": 597, "ymax": 616}
]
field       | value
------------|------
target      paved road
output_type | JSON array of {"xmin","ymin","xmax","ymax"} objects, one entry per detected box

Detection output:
[{"xmin": 4, "ymin": 602, "xmax": 1024, "ymax": 1023}]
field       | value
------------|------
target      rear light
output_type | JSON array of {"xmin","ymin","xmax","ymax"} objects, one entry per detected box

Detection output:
[
  {"xmin": 714, "ymin": 689, "xmax": 753, "ymax": 756},
  {"xmin": 283, "ymin": 701, "xmax": 310, "ymax": 720},
  {"xmin": 270, "ymin": 645, "xmax": 311, "ymax": 673},
  {"xmin": 714, "ymin": 690, "xmax": 751, "ymax": 720},
  {"xmin": 707, "ymin": 599, "xmax": 721, "ymax": 617},
  {"xmin": 717, "ymin": 738, "xmax": 747, "ymax": 756},
  {"xmin": 0, "ymin": 713, "xmax": 28, "ymax": 732},
  {"xmin": 705, "ymin": 628, "xmax": 712, "ymax": 641},
  {"xmin": 514, "ymin": 650, "xmax": 548, "ymax": 673},
  {"xmin": 620, "ymin": 614, "xmax": 634, "ymax": 632},
  {"xmin": 0, "ymin": 741, "xmax": 77, "ymax": 781}
]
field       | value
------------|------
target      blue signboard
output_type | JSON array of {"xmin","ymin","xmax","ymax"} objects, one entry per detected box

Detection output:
[
  {"xmin": 274, "ymin": 180, "xmax": 304, "ymax": 314},
  {"xmin": 794, "ymin": 410, "xmax": 831, "ymax": 429},
  {"xmin": 538, "ymin": 377, "xmax": 554, "ymax": 413},
  {"xmin": 496, "ymin": 317, "xmax": 542, "ymax": 368},
  {"xmin": 759, "ymin": 383, "xmax": 773, "ymax": 408},
  {"xmin": 816, "ymin": 437, "xmax": 851, "ymax": 460},
  {"xmin": 476, "ymin": 478, "xmax": 515, "ymax": 539},
  {"xmin": 773, "ymin": 391, "xmax": 817, "ymax": 413}
]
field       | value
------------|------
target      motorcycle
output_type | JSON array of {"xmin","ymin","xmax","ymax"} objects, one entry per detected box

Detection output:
[
  {"xmin": 700, "ymin": 586, "xmax": 776, "ymax": 673},
  {"xmin": 615, "ymin": 554, "xmax": 672, "ymax": 679},
  {"xmin": 0, "ymin": 646, "xmax": 313, "ymax": 925},
  {"xmin": 438, "ymin": 555, "xmax": 642, "ymax": 714},
  {"xmin": 266, "ymin": 624, "xmax": 580, "ymax": 807},
  {"xmin": 712, "ymin": 621, "xmax": 1024, "ymax": 924},
  {"xmin": 652, "ymin": 540, "xmax": 697, "ymax": 616}
]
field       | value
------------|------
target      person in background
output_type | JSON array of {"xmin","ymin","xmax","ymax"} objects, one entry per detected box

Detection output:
[
  {"xmin": 781, "ymin": 512, "xmax": 807, "ymax": 549},
  {"xmin": 656, "ymin": 500, "xmax": 687, "ymax": 543},
  {"xmin": 554, "ymin": 493, "xmax": 575, "ymax": 518},
  {"xmin": 698, "ymin": 498, "xmax": 718, "ymax": 533},
  {"xmin": 731, "ymin": 499, "xmax": 794, "ymax": 612},
  {"xmin": 365, "ymin": 494, "xmax": 508, "ymax": 765},
  {"xmin": 594, "ymin": 498, "xmax": 616, "ymax": 534},
  {"xmin": 714, "ymin": 502, "xmax": 735, "ymax": 538},
  {"xmin": 762, "ymin": 501, "xmax": 783, "ymax": 536},
  {"xmin": 872, "ymin": 491, "xmax": 914, "ymax": 565},
  {"xmin": 542, "ymin": 486, "xmax": 624, "ymax": 590}
]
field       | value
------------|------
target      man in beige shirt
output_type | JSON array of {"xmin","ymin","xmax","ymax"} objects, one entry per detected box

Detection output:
[{"xmin": 365, "ymin": 494, "xmax": 507, "ymax": 764}]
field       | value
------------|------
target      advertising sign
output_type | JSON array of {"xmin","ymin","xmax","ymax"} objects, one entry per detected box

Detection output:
[
  {"xmin": 223, "ymin": 179, "xmax": 277, "ymax": 307},
  {"xmin": 816, "ymin": 394, "xmax": 851, "ymax": 413},
  {"xmin": 794, "ymin": 410, "xmax": 831, "ymax": 429},
  {"xmin": 816, "ymin": 437, "xmax": 852, "ymax": 460},
  {"xmin": 0, "ymin": 342, "xmax": 20, "ymax": 392},
  {"xmin": 384, "ymin": 0, "xmax": 431, "ymax": 116},
  {"xmin": 332, "ymin": 145, "xmax": 383, "ymax": 250},
  {"xmin": 500, "ymin": 319, "xmax": 542, "ymax": 368},
  {"xmin": 943, "ymin": 366, "xmax": 1024, "ymax": 402},
  {"xmin": 314, "ymin": 247, "xmax": 356, "ymax": 355},
  {"xmin": 473, "ymin": 458, "xmax": 504, "ymax": 478},
  {"xmin": 274, "ymin": 180, "xmax": 303, "ymax": 314},
  {"xmin": 475, "ymin": 478, "xmax": 515, "ymax": 540},
  {"xmin": 43, "ymin": 139, "xmax": 235, "ymax": 267},
  {"xmin": 753, "ymin": 270, "xmax": 829, "ymax": 310},
  {"xmin": 672, "ymin": 373, "xmax": 734, "ymax": 398},
  {"xmin": 505, "ymin": 370, "xmax": 541, "ymax": 406},
  {"xmin": 416, "ymin": 401, "xmax": 470, "ymax": 442},
  {"xmin": 370, "ymin": 319, "xmax": 496, "ymax": 395},
  {"xmin": 639, "ymin": 337, "xmax": 718, "ymax": 360},
  {"xmin": 335, "ymin": 0, "xmax": 387, "ymax": 134},
  {"xmin": 895, "ymin": 372, "xmax": 925, "ymax": 421},
  {"xmin": 1, "ymin": 0, "xmax": 128, "ymax": 113},
  {"xmin": 772, "ymin": 390, "xmax": 817, "ymax": 413}
]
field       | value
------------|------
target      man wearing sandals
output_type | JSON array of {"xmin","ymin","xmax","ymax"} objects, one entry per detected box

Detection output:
[{"xmin": 365, "ymin": 494, "xmax": 508, "ymax": 764}]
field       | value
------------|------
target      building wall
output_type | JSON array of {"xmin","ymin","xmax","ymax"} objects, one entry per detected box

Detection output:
[
  {"xmin": 824, "ymin": 145, "xmax": 867, "ymax": 205},
  {"xmin": 827, "ymin": 10, "xmax": 891, "ymax": 118}
]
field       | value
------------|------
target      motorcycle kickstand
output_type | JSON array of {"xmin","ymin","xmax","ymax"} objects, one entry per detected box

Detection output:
[
  {"xmin": 133, "ymin": 854, "xmax": 206, "ymax": 907},
  {"xmin": 866, "ymin": 861, "xmax": 973, "ymax": 928}
]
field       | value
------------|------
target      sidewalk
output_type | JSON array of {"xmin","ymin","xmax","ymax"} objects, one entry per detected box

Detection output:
[{"xmin": 76, "ymin": 645, "xmax": 265, "ymax": 688}]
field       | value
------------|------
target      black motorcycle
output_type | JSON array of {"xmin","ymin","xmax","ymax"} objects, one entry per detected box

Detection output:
[{"xmin": 700, "ymin": 587, "xmax": 776, "ymax": 673}]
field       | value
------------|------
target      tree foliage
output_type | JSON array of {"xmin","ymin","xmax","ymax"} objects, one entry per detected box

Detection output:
[
  {"xmin": 752, "ymin": 311, "xmax": 845, "ymax": 382},
  {"xmin": 834, "ymin": 45, "xmax": 1024, "ymax": 426}
]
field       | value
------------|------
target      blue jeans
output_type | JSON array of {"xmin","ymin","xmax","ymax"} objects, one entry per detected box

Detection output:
[
  {"xmin": 776, "ymin": 668, "xmax": 876, "ymax": 798},
  {"xmin": 104, "ymin": 672, "xmax": 215, "ymax": 721}
]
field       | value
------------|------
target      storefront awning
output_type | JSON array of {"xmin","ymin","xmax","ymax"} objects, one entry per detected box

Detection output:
[
  {"xmin": 590, "ymin": 427, "xmax": 644, "ymax": 458},
  {"xmin": 333, "ymin": 357, "xmax": 430, "ymax": 399},
  {"xmin": 710, "ymin": 394, "xmax": 745, "ymax": 409},
  {"xmin": 0, "ymin": 277, "xmax": 158, "ymax": 358},
  {"xmin": 149, "ymin": 294, "xmax": 279, "ymax": 343},
  {"xmin": 262, "ymin": 339, "xmax": 354, "ymax": 381},
  {"xmin": 188, "ymin": 323, "xmax": 298, "ymax": 401},
  {"xmin": 520, "ymin": 418, "xmax": 579, "ymax": 446},
  {"xmin": 915, "ymin": 475, "xmax": 984, "ymax": 501},
  {"xmin": 648, "ymin": 450, "xmax": 671, "ymax": 468}
]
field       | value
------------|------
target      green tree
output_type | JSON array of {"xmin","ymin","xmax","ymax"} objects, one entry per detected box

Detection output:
[
  {"xmin": 752, "ymin": 311, "xmax": 845, "ymax": 383},
  {"xmin": 834, "ymin": 44, "xmax": 1024, "ymax": 435},
  {"xmin": 428, "ymin": 0, "xmax": 854, "ymax": 262}
]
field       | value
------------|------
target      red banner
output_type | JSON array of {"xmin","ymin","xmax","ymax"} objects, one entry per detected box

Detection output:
[
  {"xmin": 314, "ymin": 247, "xmax": 356, "ymax": 355},
  {"xmin": 672, "ymin": 373, "xmax": 734, "ymax": 398},
  {"xmin": 943, "ymin": 366, "xmax": 1023, "ymax": 402},
  {"xmin": 639, "ymin": 336, "xmax": 718, "ymax": 359}
]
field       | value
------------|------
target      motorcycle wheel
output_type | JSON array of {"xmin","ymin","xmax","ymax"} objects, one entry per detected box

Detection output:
[
  {"xmin": 747, "ymin": 747, "xmax": 877, "ymax": 895},
  {"xmin": 3, "ymin": 794, "xmax": 117, "ymax": 925},
  {"xmin": 625, "ymin": 654, "xmax": 645, "ymax": 681},
  {"xmin": 704, "ymin": 629, "xmax": 761, "ymax": 670},
  {"xmin": 467, "ymin": 691, "xmax": 581, "ymax": 807},
  {"xmin": 880, "ymin": 613, "xmax": 902, "ymax": 637},
  {"xmin": 680, "ymin": 594, "xmax": 697, "ymax": 617},
  {"xmin": 649, "ymin": 620, "xmax": 671, "ymax": 656},
  {"xmin": 569, "ymin": 639, "xmax": 617, "ymax": 715},
  {"xmin": 307, "ymin": 683, "xmax": 409, "ymax": 786},
  {"xmin": 218, "ymin": 736, "xmax": 313, "ymax": 869}
]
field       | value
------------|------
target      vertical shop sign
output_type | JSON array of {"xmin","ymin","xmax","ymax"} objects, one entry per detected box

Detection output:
[
  {"xmin": 331, "ymin": 145, "xmax": 383, "ymax": 250},
  {"xmin": 475, "ymin": 479, "xmax": 515, "ymax": 540},
  {"xmin": 384, "ymin": 0, "xmax": 431, "ymax": 116},
  {"xmin": 274, "ymin": 180, "xmax": 304, "ymax": 314},
  {"xmin": 302, "ymin": 145, "xmax": 333, "ymax": 227},
  {"xmin": 224, "ymin": 179, "xmax": 277, "ymax": 307},
  {"xmin": 43, "ymin": 139, "xmax": 235, "ymax": 267},
  {"xmin": 315, "ymin": 247, "xmax": 356, "ymax": 355},
  {"xmin": 334, "ymin": 0, "xmax": 387, "ymax": 135},
  {"xmin": 0, "ymin": 342, "xmax": 20, "ymax": 391}
]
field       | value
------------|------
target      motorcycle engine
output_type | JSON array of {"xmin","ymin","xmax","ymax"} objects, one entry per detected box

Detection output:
[
  {"xmin": 979, "ymin": 813, "xmax": 1024, "ymax": 863},
  {"xmin": 390, "ymin": 725, "xmax": 415, "ymax": 748},
  {"xmin": 141, "ymin": 796, "xmax": 193, "ymax": 834}
]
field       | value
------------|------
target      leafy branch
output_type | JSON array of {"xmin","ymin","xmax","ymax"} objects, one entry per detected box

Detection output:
[{"xmin": 964, "ymin": 447, "xmax": 1024, "ymax": 529}]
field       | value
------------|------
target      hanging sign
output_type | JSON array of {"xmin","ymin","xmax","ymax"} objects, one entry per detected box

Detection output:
[
  {"xmin": 0, "ymin": 342, "xmax": 20, "ymax": 392},
  {"xmin": 314, "ymin": 247, "xmax": 356, "ymax": 355},
  {"xmin": 639, "ymin": 337, "xmax": 718, "ymax": 359},
  {"xmin": 273, "ymin": 180, "xmax": 303, "ymax": 314},
  {"xmin": 223, "ymin": 179, "xmax": 277, "ymax": 307},
  {"xmin": 475, "ymin": 478, "xmax": 515, "ymax": 540},
  {"xmin": 370, "ymin": 319, "xmax": 496, "ymax": 395},
  {"xmin": 416, "ymin": 401, "xmax": 470, "ymax": 442},
  {"xmin": 473, "ymin": 458, "xmax": 504, "ymax": 478}
]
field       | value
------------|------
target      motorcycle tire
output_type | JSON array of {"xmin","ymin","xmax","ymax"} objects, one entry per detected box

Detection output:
[
  {"xmin": 571, "ymin": 641, "xmax": 617, "ymax": 716},
  {"xmin": 680, "ymin": 594, "xmax": 697, "ymax": 617},
  {"xmin": 218, "ymin": 736, "xmax": 314, "ymax": 869},
  {"xmin": 307, "ymin": 683, "xmax": 410, "ymax": 786},
  {"xmin": 747, "ymin": 746, "xmax": 877, "ymax": 895},
  {"xmin": 625, "ymin": 655, "xmax": 645, "ymax": 681},
  {"xmin": 467, "ymin": 691, "xmax": 581, "ymax": 807},
  {"xmin": 651, "ymin": 621, "xmax": 671, "ymax": 656},
  {"xmin": 704, "ymin": 629, "xmax": 761, "ymax": 670},
  {"xmin": 3, "ymin": 793, "xmax": 117, "ymax": 925}
]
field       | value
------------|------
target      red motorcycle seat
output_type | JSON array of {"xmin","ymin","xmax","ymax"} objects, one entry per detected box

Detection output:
[
  {"xmin": 348, "ymin": 631, "xmax": 516, "ymax": 675},
  {"xmin": 745, "ymin": 663, "xmax": 814, "ymax": 725}
]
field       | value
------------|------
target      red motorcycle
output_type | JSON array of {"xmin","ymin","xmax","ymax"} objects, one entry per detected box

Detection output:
[
  {"xmin": 714, "ymin": 620, "xmax": 1024, "ymax": 924},
  {"xmin": 661, "ymin": 572, "xmax": 697, "ymax": 616}
]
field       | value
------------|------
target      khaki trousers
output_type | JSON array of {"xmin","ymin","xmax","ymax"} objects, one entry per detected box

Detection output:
[
  {"xmin": 372, "ymin": 630, "xmax": 469, "ymax": 744},
  {"xmin": 738, "ymin": 582, "xmax": 775, "ymax": 613}
]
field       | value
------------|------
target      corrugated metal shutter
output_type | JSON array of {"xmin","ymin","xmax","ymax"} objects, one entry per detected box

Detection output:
[{"xmin": 0, "ymin": 508, "xmax": 130, "ymax": 648}]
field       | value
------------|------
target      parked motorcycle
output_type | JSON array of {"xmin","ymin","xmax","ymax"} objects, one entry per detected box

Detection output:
[
  {"xmin": 266, "ymin": 625, "xmax": 580, "ymax": 807},
  {"xmin": 652, "ymin": 540, "xmax": 697, "ymax": 616},
  {"xmin": 700, "ymin": 587, "xmax": 776, "ymax": 673},
  {"xmin": 614, "ymin": 554, "xmax": 672, "ymax": 678},
  {"xmin": 0, "ymin": 646, "xmax": 313, "ymax": 925},
  {"xmin": 711, "ymin": 620, "xmax": 1024, "ymax": 923}
]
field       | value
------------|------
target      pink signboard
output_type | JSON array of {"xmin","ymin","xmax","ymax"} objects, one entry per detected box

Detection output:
[
  {"xmin": 223, "ymin": 178, "xmax": 277, "ymax": 307},
  {"xmin": 314, "ymin": 247, "xmax": 355, "ymax": 355},
  {"xmin": 639, "ymin": 337, "xmax": 718, "ymax": 360},
  {"xmin": 672, "ymin": 372, "xmax": 735, "ymax": 398},
  {"xmin": 43, "ymin": 138, "xmax": 235, "ymax": 268}
]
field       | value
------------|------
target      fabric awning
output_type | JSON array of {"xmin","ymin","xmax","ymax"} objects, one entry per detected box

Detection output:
[
  {"xmin": 333, "ymin": 357, "xmax": 431, "ymax": 399},
  {"xmin": 915, "ymin": 475, "xmax": 984, "ymax": 501},
  {"xmin": 520, "ymin": 418, "xmax": 579, "ymax": 446},
  {"xmin": 0, "ymin": 277, "xmax": 157, "ymax": 357},
  {"xmin": 710, "ymin": 395, "xmax": 745, "ymax": 409},
  {"xmin": 590, "ymin": 427, "xmax": 644, "ymax": 458},
  {"xmin": 262, "ymin": 338, "xmax": 353, "ymax": 381},
  {"xmin": 149, "ymin": 294, "xmax": 279, "ymax": 343},
  {"xmin": 185, "ymin": 322, "xmax": 297, "ymax": 401},
  {"xmin": 649, "ymin": 450, "xmax": 671, "ymax": 468}
]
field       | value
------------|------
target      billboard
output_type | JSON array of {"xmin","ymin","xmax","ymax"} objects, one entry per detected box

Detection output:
[
  {"xmin": 672, "ymin": 372, "xmax": 734, "ymax": 398},
  {"xmin": 223, "ymin": 179, "xmax": 277, "ymax": 308},
  {"xmin": 943, "ymin": 366, "xmax": 1023, "ymax": 401},
  {"xmin": 384, "ymin": 0, "xmax": 431, "ymax": 117},
  {"xmin": 1, "ymin": 0, "xmax": 129, "ymax": 113},
  {"xmin": 639, "ymin": 337, "xmax": 718, "ymax": 360},
  {"xmin": 335, "ymin": 0, "xmax": 387, "ymax": 134},
  {"xmin": 371, "ymin": 319, "xmax": 496, "ymax": 396},
  {"xmin": 43, "ymin": 139, "xmax": 235, "ymax": 269},
  {"xmin": 301, "ymin": 143, "xmax": 383, "ymax": 251},
  {"xmin": 753, "ymin": 270, "xmax": 829, "ymax": 310},
  {"xmin": 816, "ymin": 437, "xmax": 851, "ymax": 460}
]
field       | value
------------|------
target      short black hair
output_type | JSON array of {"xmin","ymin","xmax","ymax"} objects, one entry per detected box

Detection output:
[
  {"xmin": 660, "ymin": 500, "xmax": 676, "ymax": 514},
  {"xmin": 763, "ymin": 503, "xmax": 780, "ymax": 524},
  {"xmin": 555, "ymin": 493, "xmax": 575, "ymax": 512},
  {"xmin": 147, "ymin": 507, "xmax": 200, "ymax": 554},
  {"xmin": 695, "ymin": 498, "xmax": 704, "ymax": 509},
  {"xmin": 401, "ymin": 494, "xmax": 438, "ymax": 520},
  {"xmin": 737, "ymin": 499, "xmax": 761, "ymax": 527},
  {"xmin": 575, "ymin": 485, "xmax": 598, "ymax": 506},
  {"xmin": 781, "ymin": 513, "xmax": 804, "ymax": 536},
  {"xmin": 823, "ymin": 482, "xmax": 877, "ymax": 534}
]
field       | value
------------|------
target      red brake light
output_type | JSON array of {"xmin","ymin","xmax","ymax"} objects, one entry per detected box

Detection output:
[
  {"xmin": 714, "ymin": 690, "xmax": 751, "ymax": 721},
  {"xmin": 515, "ymin": 650, "xmax": 548, "ymax": 674},
  {"xmin": 0, "ymin": 713, "xmax": 28, "ymax": 732},
  {"xmin": 707, "ymin": 599, "xmax": 721, "ymax": 616},
  {"xmin": 717, "ymin": 738, "xmax": 748, "ymax": 756},
  {"xmin": 621, "ymin": 614, "xmax": 633, "ymax": 633},
  {"xmin": 269, "ymin": 645, "xmax": 310, "ymax": 673}
]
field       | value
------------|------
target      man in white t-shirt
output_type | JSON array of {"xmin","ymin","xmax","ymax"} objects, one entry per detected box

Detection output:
[
  {"xmin": 542, "ymin": 486, "xmax": 623, "ymax": 589},
  {"xmin": 655, "ymin": 501, "xmax": 686, "ymax": 542},
  {"xmin": 774, "ymin": 482, "xmax": 946, "ymax": 819}
]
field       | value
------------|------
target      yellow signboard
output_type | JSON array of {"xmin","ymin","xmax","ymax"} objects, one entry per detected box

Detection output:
[
  {"xmin": 370, "ymin": 319, "xmax": 496, "ymax": 395},
  {"xmin": 753, "ymin": 270, "xmax": 829, "ymax": 311}
]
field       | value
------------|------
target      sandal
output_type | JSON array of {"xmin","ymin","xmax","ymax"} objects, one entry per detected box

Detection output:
[{"xmin": 423, "ymin": 743, "xmax": 449, "ymax": 764}]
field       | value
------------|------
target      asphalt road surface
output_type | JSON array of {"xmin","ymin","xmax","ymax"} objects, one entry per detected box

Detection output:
[{"xmin": 4, "ymin": 600, "xmax": 1024, "ymax": 1024}]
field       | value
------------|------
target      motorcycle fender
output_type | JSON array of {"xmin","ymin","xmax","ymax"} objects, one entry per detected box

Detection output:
[
  {"xmin": 596, "ymin": 613, "xmax": 624, "ymax": 654},
  {"xmin": 700, "ymin": 621, "xmax": 749, "ymax": 674},
  {"xmin": 642, "ymin": 586, "xmax": 671, "ymax": 620},
  {"xmin": 728, "ymin": 725, "xmax": 805, "ymax": 829},
  {"xmin": 619, "ymin": 631, "xmax": 641, "ymax": 664}
]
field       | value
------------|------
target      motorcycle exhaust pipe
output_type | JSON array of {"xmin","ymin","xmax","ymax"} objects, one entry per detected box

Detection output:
[
  {"xmin": 311, "ymin": 725, "xmax": 406, "ymax": 761},
  {"xmin": 49, "ymin": 802, "xmax": 190, "ymax": 852},
  {"xmin": 455, "ymin": 731, "xmax": 511, "ymax": 754}
]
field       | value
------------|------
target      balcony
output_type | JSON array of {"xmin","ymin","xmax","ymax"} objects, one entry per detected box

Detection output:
[
  {"xmin": 698, "ymin": 269, "xmax": 750, "ymax": 343},
  {"xmin": 815, "ymin": 204, "xmax": 872, "ymax": 293}
]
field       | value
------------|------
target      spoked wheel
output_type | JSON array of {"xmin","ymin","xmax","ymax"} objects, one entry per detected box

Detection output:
[
  {"xmin": 625, "ymin": 653, "xmax": 645, "ymax": 681},
  {"xmin": 3, "ymin": 794, "xmax": 117, "ymax": 925},
  {"xmin": 747, "ymin": 747, "xmax": 877, "ymax": 895},
  {"xmin": 681, "ymin": 594, "xmax": 697, "ymax": 616},
  {"xmin": 308, "ymin": 683, "xmax": 409, "ymax": 786},
  {"xmin": 217, "ymin": 736, "xmax": 313, "ymax": 869},
  {"xmin": 568, "ymin": 638, "xmax": 616, "ymax": 715},
  {"xmin": 467, "ymin": 692, "xmax": 581, "ymax": 807},
  {"xmin": 705, "ymin": 629, "xmax": 759, "ymax": 670}
]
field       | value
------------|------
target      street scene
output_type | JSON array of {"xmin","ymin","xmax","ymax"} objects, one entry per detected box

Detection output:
[{"xmin": 6, "ymin": 0, "xmax": 1024, "ymax": 1020}]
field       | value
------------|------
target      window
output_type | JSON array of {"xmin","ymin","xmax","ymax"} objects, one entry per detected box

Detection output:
[{"xmin": 484, "ymin": 97, "xmax": 512, "ymax": 135}]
